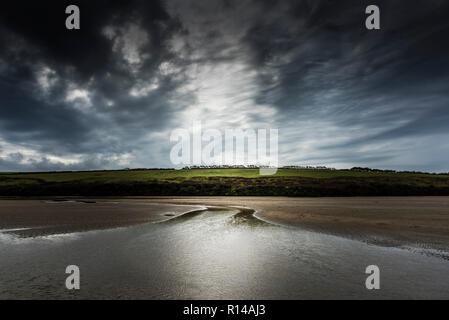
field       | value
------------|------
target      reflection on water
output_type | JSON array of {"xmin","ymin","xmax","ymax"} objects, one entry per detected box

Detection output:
[{"xmin": 1, "ymin": 207, "xmax": 449, "ymax": 299}]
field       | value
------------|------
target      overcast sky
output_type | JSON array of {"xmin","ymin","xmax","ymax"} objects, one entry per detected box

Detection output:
[{"xmin": 0, "ymin": 0, "xmax": 449, "ymax": 172}]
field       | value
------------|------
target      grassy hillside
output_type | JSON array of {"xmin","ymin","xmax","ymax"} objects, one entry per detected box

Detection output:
[{"xmin": 1, "ymin": 169, "xmax": 449, "ymax": 197}]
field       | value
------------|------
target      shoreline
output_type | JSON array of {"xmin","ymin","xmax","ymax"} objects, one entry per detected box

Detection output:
[
  {"xmin": 130, "ymin": 196, "xmax": 449, "ymax": 253},
  {"xmin": 0, "ymin": 199, "xmax": 205, "ymax": 238},
  {"xmin": 1, "ymin": 196, "xmax": 449, "ymax": 254}
]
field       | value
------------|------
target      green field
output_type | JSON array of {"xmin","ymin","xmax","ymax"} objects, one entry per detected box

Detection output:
[
  {"xmin": 1, "ymin": 169, "xmax": 448, "ymax": 197},
  {"xmin": 1, "ymin": 168, "xmax": 448, "ymax": 184}
]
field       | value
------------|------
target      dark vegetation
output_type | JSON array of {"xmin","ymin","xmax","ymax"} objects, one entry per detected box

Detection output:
[{"xmin": 1, "ymin": 168, "xmax": 448, "ymax": 197}]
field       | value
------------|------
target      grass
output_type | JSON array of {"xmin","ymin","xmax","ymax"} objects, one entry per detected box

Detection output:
[
  {"xmin": 0, "ymin": 169, "xmax": 448, "ymax": 197},
  {"xmin": 1, "ymin": 168, "xmax": 448, "ymax": 185}
]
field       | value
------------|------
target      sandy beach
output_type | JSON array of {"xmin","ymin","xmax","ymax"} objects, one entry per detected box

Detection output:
[
  {"xmin": 2, "ymin": 197, "xmax": 449, "ymax": 299},
  {"xmin": 0, "ymin": 200, "xmax": 204, "ymax": 237},
  {"xmin": 137, "ymin": 196, "xmax": 449, "ymax": 252},
  {"xmin": 1, "ymin": 196, "xmax": 449, "ymax": 251}
]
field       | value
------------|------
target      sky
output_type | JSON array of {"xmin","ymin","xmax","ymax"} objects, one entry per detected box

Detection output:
[{"xmin": 0, "ymin": 0, "xmax": 449, "ymax": 172}]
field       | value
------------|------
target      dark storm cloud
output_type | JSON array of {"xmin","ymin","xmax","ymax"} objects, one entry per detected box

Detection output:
[
  {"xmin": 0, "ymin": 1, "xmax": 175, "ymax": 79},
  {"xmin": 237, "ymin": 0, "xmax": 449, "ymax": 170},
  {"xmin": 0, "ymin": 0, "xmax": 448, "ymax": 171},
  {"xmin": 0, "ymin": 0, "xmax": 187, "ymax": 168}
]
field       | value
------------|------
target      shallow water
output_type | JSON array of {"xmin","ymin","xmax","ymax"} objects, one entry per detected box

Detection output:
[{"xmin": 1, "ymin": 207, "xmax": 449, "ymax": 299}]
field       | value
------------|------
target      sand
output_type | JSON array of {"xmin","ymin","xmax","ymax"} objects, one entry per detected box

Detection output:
[
  {"xmin": 0, "ymin": 199, "xmax": 203, "ymax": 237},
  {"xmin": 1, "ymin": 196, "xmax": 449, "ymax": 252},
  {"xmin": 136, "ymin": 196, "xmax": 449, "ymax": 252}
]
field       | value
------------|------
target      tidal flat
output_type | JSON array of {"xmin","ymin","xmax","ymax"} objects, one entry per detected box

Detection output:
[{"xmin": 1, "ymin": 197, "xmax": 449, "ymax": 299}]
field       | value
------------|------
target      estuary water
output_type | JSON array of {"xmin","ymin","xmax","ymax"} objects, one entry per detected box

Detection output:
[{"xmin": 1, "ymin": 206, "xmax": 449, "ymax": 299}]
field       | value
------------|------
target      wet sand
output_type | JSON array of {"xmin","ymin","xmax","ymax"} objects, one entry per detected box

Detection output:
[
  {"xmin": 2, "ymin": 197, "xmax": 449, "ymax": 299},
  {"xmin": 3, "ymin": 206, "xmax": 449, "ymax": 299},
  {"xmin": 136, "ymin": 197, "xmax": 449, "ymax": 252},
  {"xmin": 0, "ymin": 200, "xmax": 204, "ymax": 237},
  {"xmin": 1, "ymin": 197, "xmax": 449, "ymax": 252}
]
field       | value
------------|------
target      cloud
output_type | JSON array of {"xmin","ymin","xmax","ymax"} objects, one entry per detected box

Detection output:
[
  {"xmin": 0, "ymin": 0, "xmax": 448, "ymax": 172},
  {"xmin": 106, "ymin": 22, "xmax": 151, "ymax": 72}
]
